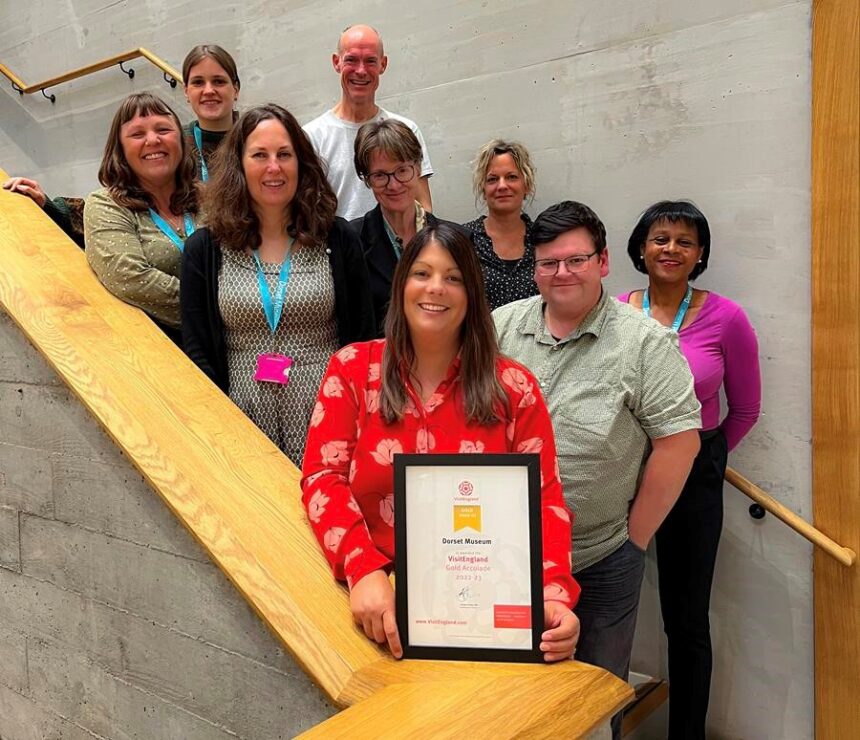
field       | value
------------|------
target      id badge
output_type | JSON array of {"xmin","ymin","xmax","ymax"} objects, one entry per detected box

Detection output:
[{"xmin": 254, "ymin": 353, "xmax": 293, "ymax": 385}]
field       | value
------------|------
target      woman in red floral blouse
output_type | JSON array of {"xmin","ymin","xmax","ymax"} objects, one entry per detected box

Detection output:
[{"xmin": 301, "ymin": 222, "xmax": 580, "ymax": 660}]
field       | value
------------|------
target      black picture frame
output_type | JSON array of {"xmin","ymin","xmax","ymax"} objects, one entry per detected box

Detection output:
[{"xmin": 394, "ymin": 453, "xmax": 544, "ymax": 662}]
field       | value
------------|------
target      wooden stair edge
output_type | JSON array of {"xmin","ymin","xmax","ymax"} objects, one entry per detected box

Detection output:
[
  {"xmin": 622, "ymin": 678, "xmax": 669, "ymax": 737},
  {"xmin": 312, "ymin": 665, "xmax": 633, "ymax": 739},
  {"xmin": 0, "ymin": 170, "xmax": 632, "ymax": 734}
]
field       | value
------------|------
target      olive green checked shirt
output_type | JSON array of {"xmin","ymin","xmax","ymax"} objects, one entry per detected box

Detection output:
[{"xmin": 493, "ymin": 290, "xmax": 701, "ymax": 572}]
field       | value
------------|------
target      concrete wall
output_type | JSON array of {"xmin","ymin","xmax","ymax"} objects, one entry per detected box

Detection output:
[
  {"xmin": 0, "ymin": 2, "xmax": 813, "ymax": 738},
  {"xmin": 0, "ymin": 312, "xmax": 334, "ymax": 739}
]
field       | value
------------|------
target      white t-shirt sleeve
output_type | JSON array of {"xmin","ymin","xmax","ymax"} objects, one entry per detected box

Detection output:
[{"xmin": 411, "ymin": 124, "xmax": 433, "ymax": 178}]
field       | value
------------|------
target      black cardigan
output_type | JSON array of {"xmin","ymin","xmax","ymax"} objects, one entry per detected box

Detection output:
[
  {"xmin": 180, "ymin": 219, "xmax": 376, "ymax": 393},
  {"xmin": 350, "ymin": 206, "xmax": 466, "ymax": 337}
]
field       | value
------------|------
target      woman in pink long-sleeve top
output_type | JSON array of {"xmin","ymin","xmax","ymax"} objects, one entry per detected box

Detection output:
[{"xmin": 619, "ymin": 200, "xmax": 761, "ymax": 740}]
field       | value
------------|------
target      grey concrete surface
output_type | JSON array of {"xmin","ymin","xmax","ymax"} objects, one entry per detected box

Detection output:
[
  {"xmin": 0, "ymin": 624, "xmax": 28, "ymax": 694},
  {"xmin": 0, "ymin": 441, "xmax": 54, "ymax": 517},
  {"xmin": 0, "ymin": 2, "xmax": 814, "ymax": 737},
  {"xmin": 52, "ymin": 454, "xmax": 210, "ymax": 562},
  {"xmin": 0, "ymin": 315, "xmax": 334, "ymax": 739},
  {"xmin": 0, "ymin": 505, "xmax": 20, "ymax": 571},
  {"xmin": 0, "ymin": 684, "xmax": 97, "ymax": 740}
]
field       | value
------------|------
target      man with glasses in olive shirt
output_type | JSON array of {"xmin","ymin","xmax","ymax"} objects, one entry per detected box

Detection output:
[{"xmin": 493, "ymin": 201, "xmax": 701, "ymax": 739}]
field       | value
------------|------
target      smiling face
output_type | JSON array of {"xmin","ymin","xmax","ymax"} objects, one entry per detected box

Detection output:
[
  {"xmin": 333, "ymin": 27, "xmax": 387, "ymax": 108},
  {"xmin": 403, "ymin": 240, "xmax": 468, "ymax": 345},
  {"xmin": 368, "ymin": 149, "xmax": 419, "ymax": 215},
  {"xmin": 184, "ymin": 56, "xmax": 239, "ymax": 130},
  {"xmin": 641, "ymin": 219, "xmax": 704, "ymax": 284},
  {"xmin": 119, "ymin": 113, "xmax": 183, "ymax": 187},
  {"xmin": 483, "ymin": 153, "xmax": 528, "ymax": 216},
  {"xmin": 534, "ymin": 227, "xmax": 609, "ymax": 321},
  {"xmin": 241, "ymin": 118, "xmax": 299, "ymax": 214}
]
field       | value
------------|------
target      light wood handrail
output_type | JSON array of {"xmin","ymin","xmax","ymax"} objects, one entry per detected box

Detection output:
[
  {"xmin": 0, "ymin": 48, "xmax": 180, "ymax": 99},
  {"xmin": 725, "ymin": 467, "xmax": 857, "ymax": 567},
  {"xmin": 0, "ymin": 171, "xmax": 632, "ymax": 737}
]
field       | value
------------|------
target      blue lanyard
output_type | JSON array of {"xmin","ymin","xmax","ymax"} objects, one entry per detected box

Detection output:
[
  {"xmin": 643, "ymin": 285, "xmax": 693, "ymax": 332},
  {"xmin": 382, "ymin": 217, "xmax": 402, "ymax": 260},
  {"xmin": 149, "ymin": 210, "xmax": 195, "ymax": 252},
  {"xmin": 193, "ymin": 123, "xmax": 209, "ymax": 182},
  {"xmin": 252, "ymin": 240, "xmax": 294, "ymax": 335}
]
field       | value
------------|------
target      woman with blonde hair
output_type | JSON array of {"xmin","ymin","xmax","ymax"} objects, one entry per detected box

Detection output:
[{"xmin": 463, "ymin": 139, "xmax": 538, "ymax": 310}]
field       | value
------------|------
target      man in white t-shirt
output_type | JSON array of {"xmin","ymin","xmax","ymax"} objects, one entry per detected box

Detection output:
[{"xmin": 304, "ymin": 24, "xmax": 433, "ymax": 220}]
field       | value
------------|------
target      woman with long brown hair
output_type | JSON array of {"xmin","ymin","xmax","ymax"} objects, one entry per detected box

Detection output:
[
  {"xmin": 181, "ymin": 103, "xmax": 374, "ymax": 464},
  {"xmin": 84, "ymin": 92, "xmax": 199, "ymax": 341},
  {"xmin": 301, "ymin": 221, "xmax": 580, "ymax": 660}
]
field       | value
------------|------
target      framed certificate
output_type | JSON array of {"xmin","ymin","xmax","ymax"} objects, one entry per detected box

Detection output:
[{"xmin": 394, "ymin": 453, "xmax": 544, "ymax": 662}]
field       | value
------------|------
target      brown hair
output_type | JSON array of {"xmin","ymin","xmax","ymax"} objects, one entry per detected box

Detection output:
[
  {"xmin": 380, "ymin": 221, "xmax": 505, "ymax": 425},
  {"xmin": 97, "ymin": 93, "xmax": 198, "ymax": 213},
  {"xmin": 532, "ymin": 200, "xmax": 607, "ymax": 254},
  {"xmin": 471, "ymin": 139, "xmax": 536, "ymax": 208},
  {"xmin": 354, "ymin": 119, "xmax": 421, "ymax": 180},
  {"xmin": 203, "ymin": 104, "xmax": 337, "ymax": 252},
  {"xmin": 182, "ymin": 44, "xmax": 240, "ymax": 88}
]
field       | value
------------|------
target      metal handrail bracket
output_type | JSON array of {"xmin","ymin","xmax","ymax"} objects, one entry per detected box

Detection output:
[{"xmin": 0, "ymin": 48, "xmax": 180, "ymax": 102}]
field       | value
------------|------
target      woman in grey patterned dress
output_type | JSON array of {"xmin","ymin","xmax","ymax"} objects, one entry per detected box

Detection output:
[{"xmin": 181, "ymin": 104, "xmax": 375, "ymax": 464}]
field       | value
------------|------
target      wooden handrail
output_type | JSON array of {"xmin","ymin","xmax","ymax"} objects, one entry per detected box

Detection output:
[
  {"xmin": 0, "ymin": 172, "xmax": 632, "ymax": 737},
  {"xmin": 725, "ymin": 467, "xmax": 857, "ymax": 567},
  {"xmin": 0, "ymin": 48, "xmax": 180, "ymax": 100}
]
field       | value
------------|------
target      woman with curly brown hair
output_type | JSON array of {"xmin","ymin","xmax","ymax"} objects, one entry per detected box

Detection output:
[
  {"xmin": 84, "ymin": 92, "xmax": 199, "ymax": 342},
  {"xmin": 181, "ymin": 103, "xmax": 375, "ymax": 464}
]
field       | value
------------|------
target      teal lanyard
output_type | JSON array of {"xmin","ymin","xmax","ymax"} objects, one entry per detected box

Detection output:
[
  {"xmin": 193, "ymin": 123, "xmax": 209, "ymax": 182},
  {"xmin": 382, "ymin": 218, "xmax": 403, "ymax": 260},
  {"xmin": 252, "ymin": 240, "xmax": 294, "ymax": 335},
  {"xmin": 149, "ymin": 210, "xmax": 195, "ymax": 252},
  {"xmin": 643, "ymin": 285, "xmax": 693, "ymax": 332}
]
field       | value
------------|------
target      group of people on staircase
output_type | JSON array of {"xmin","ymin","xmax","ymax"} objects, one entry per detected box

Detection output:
[{"xmin": 3, "ymin": 25, "xmax": 761, "ymax": 740}]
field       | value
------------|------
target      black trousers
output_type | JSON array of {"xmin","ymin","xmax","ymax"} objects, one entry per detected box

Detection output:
[{"xmin": 656, "ymin": 429, "xmax": 728, "ymax": 740}]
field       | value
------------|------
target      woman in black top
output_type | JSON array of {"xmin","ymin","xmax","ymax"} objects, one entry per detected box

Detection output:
[
  {"xmin": 350, "ymin": 119, "xmax": 452, "ymax": 336},
  {"xmin": 463, "ymin": 139, "xmax": 538, "ymax": 311}
]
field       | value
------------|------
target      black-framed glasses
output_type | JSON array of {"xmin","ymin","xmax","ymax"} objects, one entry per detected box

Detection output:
[
  {"xmin": 534, "ymin": 252, "xmax": 597, "ymax": 276},
  {"xmin": 366, "ymin": 163, "xmax": 417, "ymax": 189}
]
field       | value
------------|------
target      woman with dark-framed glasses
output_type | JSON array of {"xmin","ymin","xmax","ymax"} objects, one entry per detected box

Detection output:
[{"xmin": 350, "ymin": 119, "xmax": 459, "ymax": 335}]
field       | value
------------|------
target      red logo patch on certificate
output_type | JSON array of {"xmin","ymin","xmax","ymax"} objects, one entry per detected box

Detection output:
[
  {"xmin": 493, "ymin": 604, "xmax": 532, "ymax": 629},
  {"xmin": 458, "ymin": 480, "xmax": 474, "ymax": 496}
]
